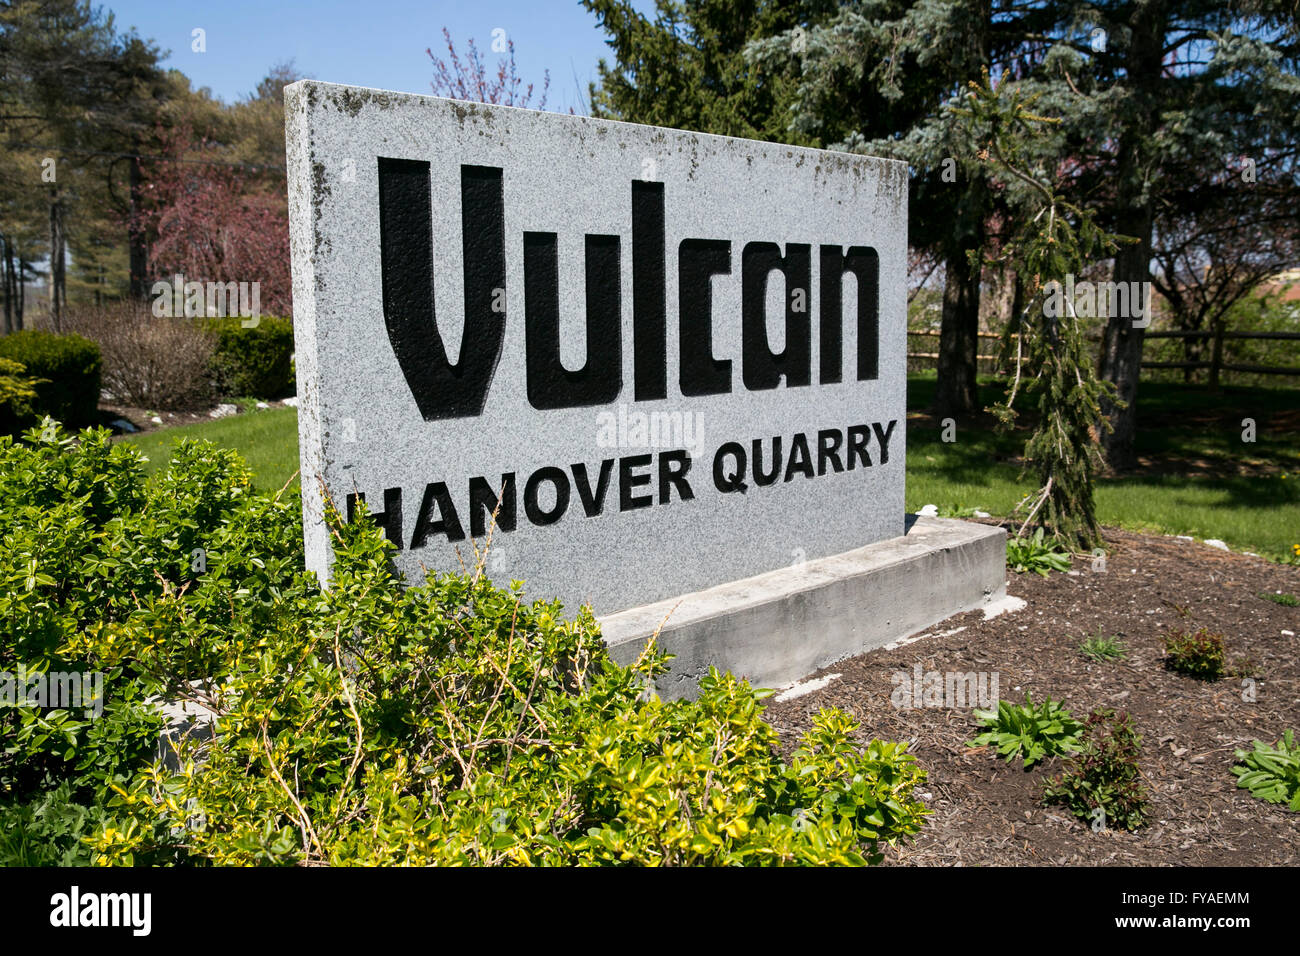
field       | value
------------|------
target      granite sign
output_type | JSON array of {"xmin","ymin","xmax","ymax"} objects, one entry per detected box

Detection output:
[{"xmin": 287, "ymin": 81, "xmax": 909, "ymax": 615}]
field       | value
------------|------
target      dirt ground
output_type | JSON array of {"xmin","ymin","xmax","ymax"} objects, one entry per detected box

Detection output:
[{"xmin": 762, "ymin": 526, "xmax": 1300, "ymax": 865}]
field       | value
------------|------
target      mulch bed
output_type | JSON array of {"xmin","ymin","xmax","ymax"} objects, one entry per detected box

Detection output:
[{"xmin": 762, "ymin": 526, "xmax": 1300, "ymax": 865}]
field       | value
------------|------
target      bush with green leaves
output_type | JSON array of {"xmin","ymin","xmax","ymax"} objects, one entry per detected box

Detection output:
[
  {"xmin": 94, "ymin": 505, "xmax": 930, "ymax": 866},
  {"xmin": 206, "ymin": 315, "xmax": 295, "ymax": 399},
  {"xmin": 0, "ymin": 782, "xmax": 115, "ymax": 866},
  {"xmin": 1232, "ymin": 730, "xmax": 1300, "ymax": 812},
  {"xmin": 1164, "ymin": 627, "xmax": 1226, "ymax": 680},
  {"xmin": 1006, "ymin": 528, "xmax": 1072, "ymax": 577},
  {"xmin": 1043, "ymin": 708, "xmax": 1148, "ymax": 831},
  {"xmin": 1, "ymin": 422, "xmax": 929, "ymax": 866},
  {"xmin": 0, "ymin": 331, "xmax": 101, "ymax": 429},
  {"xmin": 968, "ymin": 694, "xmax": 1084, "ymax": 769},
  {"xmin": 0, "ymin": 420, "xmax": 289, "ymax": 808},
  {"xmin": 0, "ymin": 357, "xmax": 41, "ymax": 435}
]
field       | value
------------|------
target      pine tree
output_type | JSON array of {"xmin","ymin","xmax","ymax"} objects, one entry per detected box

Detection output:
[
  {"xmin": 1019, "ymin": 1, "xmax": 1300, "ymax": 467},
  {"xmin": 583, "ymin": 0, "xmax": 805, "ymax": 140},
  {"xmin": 953, "ymin": 73, "xmax": 1121, "ymax": 551}
]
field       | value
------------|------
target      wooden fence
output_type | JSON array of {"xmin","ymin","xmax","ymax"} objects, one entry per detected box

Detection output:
[{"xmin": 907, "ymin": 328, "xmax": 1300, "ymax": 384}]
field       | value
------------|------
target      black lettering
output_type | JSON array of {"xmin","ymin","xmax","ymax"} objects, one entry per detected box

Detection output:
[
  {"xmin": 658, "ymin": 450, "xmax": 695, "ymax": 503},
  {"xmin": 742, "ymin": 241, "xmax": 811, "ymax": 390},
  {"xmin": 571, "ymin": 459, "xmax": 615, "ymax": 517},
  {"xmin": 818, "ymin": 245, "xmax": 879, "ymax": 383},
  {"xmin": 524, "ymin": 467, "xmax": 571, "ymax": 525},
  {"xmin": 524, "ymin": 232, "xmax": 622, "ymax": 409},
  {"xmin": 678, "ymin": 238, "xmax": 732, "ymax": 396},
  {"xmin": 817, "ymin": 429, "xmax": 844, "ymax": 475},
  {"xmin": 468, "ymin": 474, "xmax": 516, "ymax": 537},
  {"xmin": 713, "ymin": 442, "xmax": 748, "ymax": 493},
  {"xmin": 619, "ymin": 454, "xmax": 654, "ymax": 511},
  {"xmin": 378, "ymin": 160, "xmax": 505, "ymax": 419},
  {"xmin": 873, "ymin": 419, "xmax": 898, "ymax": 465},
  {"xmin": 632, "ymin": 181, "xmax": 667, "ymax": 401},
  {"xmin": 752, "ymin": 436, "xmax": 782, "ymax": 486},
  {"xmin": 784, "ymin": 432, "xmax": 815, "ymax": 481},
  {"xmin": 346, "ymin": 488, "xmax": 404, "ymax": 550},
  {"xmin": 410, "ymin": 482, "xmax": 464, "ymax": 546},
  {"xmin": 847, "ymin": 424, "xmax": 872, "ymax": 469}
]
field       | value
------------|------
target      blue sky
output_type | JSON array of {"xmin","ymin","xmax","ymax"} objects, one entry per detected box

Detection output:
[{"xmin": 103, "ymin": 0, "xmax": 656, "ymax": 113}]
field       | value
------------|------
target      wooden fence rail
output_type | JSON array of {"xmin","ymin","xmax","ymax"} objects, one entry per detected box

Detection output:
[{"xmin": 906, "ymin": 328, "xmax": 1300, "ymax": 382}]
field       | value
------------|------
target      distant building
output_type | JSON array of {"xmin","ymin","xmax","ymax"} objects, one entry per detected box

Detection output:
[{"xmin": 1260, "ymin": 268, "xmax": 1300, "ymax": 303}]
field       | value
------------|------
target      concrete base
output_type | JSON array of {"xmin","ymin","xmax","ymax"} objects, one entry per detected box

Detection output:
[{"xmin": 600, "ymin": 515, "xmax": 1006, "ymax": 699}]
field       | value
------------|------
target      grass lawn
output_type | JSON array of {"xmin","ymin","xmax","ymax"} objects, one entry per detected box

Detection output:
[
  {"xmin": 906, "ymin": 375, "xmax": 1300, "ymax": 559},
  {"xmin": 121, "ymin": 406, "xmax": 300, "ymax": 493},
  {"xmin": 120, "ymin": 378, "xmax": 1300, "ymax": 560}
]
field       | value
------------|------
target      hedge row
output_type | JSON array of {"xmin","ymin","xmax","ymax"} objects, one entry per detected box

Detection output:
[
  {"xmin": 0, "ymin": 331, "xmax": 102, "ymax": 431},
  {"xmin": 0, "ymin": 317, "xmax": 296, "ymax": 434},
  {"xmin": 205, "ymin": 315, "xmax": 295, "ymax": 400}
]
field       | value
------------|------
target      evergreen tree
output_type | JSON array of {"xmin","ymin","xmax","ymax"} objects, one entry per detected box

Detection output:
[
  {"xmin": 1014, "ymin": 1, "xmax": 1300, "ymax": 466},
  {"xmin": 954, "ymin": 73, "xmax": 1119, "ymax": 550},
  {"xmin": 0, "ymin": 0, "xmax": 167, "ymax": 312},
  {"xmin": 583, "ymin": 0, "xmax": 806, "ymax": 140},
  {"xmin": 746, "ymin": 1, "xmax": 1065, "ymax": 419}
]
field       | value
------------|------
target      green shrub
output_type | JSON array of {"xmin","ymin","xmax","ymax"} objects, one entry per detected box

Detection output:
[
  {"xmin": 0, "ymin": 422, "xmax": 929, "ymax": 866},
  {"xmin": 0, "ymin": 331, "xmax": 101, "ymax": 428},
  {"xmin": 1164, "ymin": 627, "xmax": 1226, "ymax": 680},
  {"xmin": 1232, "ymin": 730, "xmax": 1300, "ymax": 811},
  {"xmin": 1006, "ymin": 528, "xmax": 1072, "ymax": 576},
  {"xmin": 0, "ymin": 783, "xmax": 114, "ymax": 866},
  {"xmin": 1043, "ymin": 708, "xmax": 1148, "ymax": 831},
  {"xmin": 0, "ymin": 357, "xmax": 42, "ymax": 435},
  {"xmin": 95, "ymin": 507, "xmax": 930, "ymax": 866},
  {"xmin": 206, "ymin": 316, "xmax": 295, "ymax": 399},
  {"xmin": 0, "ymin": 423, "xmax": 260, "ymax": 802},
  {"xmin": 968, "ymin": 694, "xmax": 1084, "ymax": 769}
]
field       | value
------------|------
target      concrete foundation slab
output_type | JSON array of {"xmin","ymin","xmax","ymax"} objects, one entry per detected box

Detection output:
[{"xmin": 600, "ymin": 515, "xmax": 1007, "ymax": 698}]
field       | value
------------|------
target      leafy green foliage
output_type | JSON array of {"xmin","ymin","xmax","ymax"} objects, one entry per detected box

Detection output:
[
  {"xmin": 968, "ymin": 694, "xmax": 1083, "ymax": 769},
  {"xmin": 1043, "ymin": 708, "xmax": 1148, "ymax": 831},
  {"xmin": 0, "ymin": 422, "xmax": 929, "ymax": 866},
  {"xmin": 96, "ymin": 507, "xmax": 930, "ymax": 866},
  {"xmin": 1006, "ymin": 527, "xmax": 1072, "ymax": 576},
  {"xmin": 1164, "ymin": 627, "xmax": 1226, "ymax": 681},
  {"xmin": 0, "ymin": 421, "xmax": 281, "ymax": 803},
  {"xmin": 0, "ymin": 331, "xmax": 101, "ymax": 429},
  {"xmin": 1232, "ymin": 730, "xmax": 1300, "ymax": 812},
  {"xmin": 0, "ymin": 356, "xmax": 42, "ymax": 435},
  {"xmin": 1080, "ymin": 633, "xmax": 1126, "ymax": 663},
  {"xmin": 0, "ymin": 782, "xmax": 114, "ymax": 866},
  {"xmin": 206, "ymin": 316, "xmax": 295, "ymax": 399}
]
